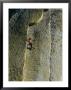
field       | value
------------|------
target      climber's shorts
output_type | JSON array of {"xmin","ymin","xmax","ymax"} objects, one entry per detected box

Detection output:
[{"xmin": 27, "ymin": 43, "xmax": 32, "ymax": 50}]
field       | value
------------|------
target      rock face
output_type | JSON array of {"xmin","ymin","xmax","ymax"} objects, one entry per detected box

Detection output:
[
  {"xmin": 23, "ymin": 11, "xmax": 51, "ymax": 80},
  {"xmin": 9, "ymin": 9, "xmax": 43, "ymax": 81},
  {"xmin": 49, "ymin": 10, "xmax": 62, "ymax": 81},
  {"xmin": 9, "ymin": 9, "xmax": 62, "ymax": 81}
]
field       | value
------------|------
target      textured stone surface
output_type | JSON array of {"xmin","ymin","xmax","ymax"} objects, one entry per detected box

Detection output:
[
  {"xmin": 49, "ymin": 10, "xmax": 62, "ymax": 81},
  {"xmin": 9, "ymin": 9, "xmax": 62, "ymax": 81},
  {"xmin": 23, "ymin": 11, "xmax": 51, "ymax": 81},
  {"xmin": 9, "ymin": 9, "xmax": 43, "ymax": 81}
]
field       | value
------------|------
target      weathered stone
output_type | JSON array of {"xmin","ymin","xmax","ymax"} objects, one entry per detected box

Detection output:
[
  {"xmin": 9, "ymin": 9, "xmax": 43, "ymax": 81},
  {"xmin": 49, "ymin": 10, "xmax": 62, "ymax": 81},
  {"xmin": 9, "ymin": 9, "xmax": 62, "ymax": 81}
]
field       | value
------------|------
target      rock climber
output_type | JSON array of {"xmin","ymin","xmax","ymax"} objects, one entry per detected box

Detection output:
[{"xmin": 26, "ymin": 37, "xmax": 32, "ymax": 50}]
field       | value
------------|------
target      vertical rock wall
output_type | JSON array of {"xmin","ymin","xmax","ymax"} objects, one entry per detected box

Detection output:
[
  {"xmin": 49, "ymin": 10, "xmax": 62, "ymax": 81},
  {"xmin": 9, "ymin": 9, "xmax": 43, "ymax": 81},
  {"xmin": 23, "ymin": 11, "xmax": 51, "ymax": 80},
  {"xmin": 9, "ymin": 9, "xmax": 62, "ymax": 81}
]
